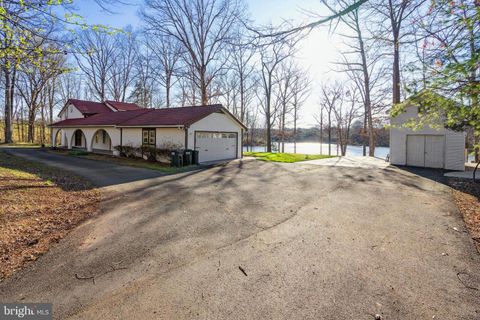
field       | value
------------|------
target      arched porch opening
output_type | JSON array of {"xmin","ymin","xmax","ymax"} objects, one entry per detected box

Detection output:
[
  {"xmin": 71, "ymin": 129, "xmax": 87, "ymax": 149},
  {"xmin": 53, "ymin": 129, "xmax": 67, "ymax": 148},
  {"xmin": 91, "ymin": 129, "xmax": 112, "ymax": 154}
]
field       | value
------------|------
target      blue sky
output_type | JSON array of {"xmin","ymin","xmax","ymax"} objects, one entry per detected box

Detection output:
[{"xmin": 76, "ymin": 0, "xmax": 342, "ymax": 126}]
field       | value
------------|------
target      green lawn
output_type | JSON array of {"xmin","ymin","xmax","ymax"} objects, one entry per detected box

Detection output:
[
  {"xmin": 0, "ymin": 142, "xmax": 46, "ymax": 148},
  {"xmin": 244, "ymin": 152, "xmax": 336, "ymax": 163}
]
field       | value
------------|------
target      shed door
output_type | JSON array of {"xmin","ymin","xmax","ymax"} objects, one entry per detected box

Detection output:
[
  {"xmin": 195, "ymin": 132, "xmax": 237, "ymax": 163},
  {"xmin": 406, "ymin": 135, "xmax": 444, "ymax": 168},
  {"xmin": 406, "ymin": 135, "xmax": 425, "ymax": 167},
  {"xmin": 425, "ymin": 135, "xmax": 444, "ymax": 168}
]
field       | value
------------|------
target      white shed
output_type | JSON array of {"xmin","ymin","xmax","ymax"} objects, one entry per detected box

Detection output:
[{"xmin": 390, "ymin": 105, "xmax": 465, "ymax": 171}]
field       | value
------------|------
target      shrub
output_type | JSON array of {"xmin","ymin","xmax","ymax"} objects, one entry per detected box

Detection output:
[
  {"xmin": 140, "ymin": 145, "xmax": 158, "ymax": 162},
  {"xmin": 114, "ymin": 142, "xmax": 182, "ymax": 164},
  {"xmin": 114, "ymin": 145, "xmax": 137, "ymax": 158},
  {"xmin": 69, "ymin": 149, "xmax": 89, "ymax": 156}
]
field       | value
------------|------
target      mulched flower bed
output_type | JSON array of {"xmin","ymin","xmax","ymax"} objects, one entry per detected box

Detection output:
[{"xmin": 447, "ymin": 177, "xmax": 480, "ymax": 253}]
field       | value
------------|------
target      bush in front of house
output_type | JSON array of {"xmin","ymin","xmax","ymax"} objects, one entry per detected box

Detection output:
[
  {"xmin": 114, "ymin": 145, "xmax": 138, "ymax": 158},
  {"xmin": 114, "ymin": 142, "xmax": 183, "ymax": 164},
  {"xmin": 69, "ymin": 149, "xmax": 89, "ymax": 156}
]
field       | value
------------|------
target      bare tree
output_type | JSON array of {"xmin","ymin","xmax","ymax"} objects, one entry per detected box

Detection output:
[
  {"xmin": 109, "ymin": 28, "xmax": 137, "ymax": 102},
  {"xmin": 319, "ymin": 82, "xmax": 344, "ymax": 156},
  {"xmin": 275, "ymin": 60, "xmax": 300, "ymax": 153},
  {"xmin": 145, "ymin": 33, "xmax": 182, "ymax": 108},
  {"xmin": 257, "ymin": 32, "xmax": 297, "ymax": 152},
  {"xmin": 332, "ymin": 85, "xmax": 361, "ymax": 155},
  {"xmin": 130, "ymin": 44, "xmax": 156, "ymax": 108},
  {"xmin": 74, "ymin": 29, "xmax": 117, "ymax": 101},
  {"xmin": 229, "ymin": 32, "xmax": 257, "ymax": 122},
  {"xmin": 16, "ymin": 48, "xmax": 65, "ymax": 142},
  {"xmin": 58, "ymin": 72, "xmax": 83, "ymax": 104},
  {"xmin": 290, "ymin": 69, "xmax": 310, "ymax": 153},
  {"xmin": 320, "ymin": 0, "xmax": 386, "ymax": 156},
  {"xmin": 370, "ymin": 0, "xmax": 426, "ymax": 105},
  {"xmin": 142, "ymin": 0, "xmax": 245, "ymax": 105}
]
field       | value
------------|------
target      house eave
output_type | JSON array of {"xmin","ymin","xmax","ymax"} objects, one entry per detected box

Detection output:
[
  {"xmin": 48, "ymin": 124, "xmax": 117, "ymax": 128},
  {"xmin": 116, "ymin": 125, "xmax": 185, "ymax": 128}
]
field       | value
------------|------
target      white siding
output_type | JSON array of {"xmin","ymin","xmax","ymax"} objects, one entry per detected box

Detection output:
[
  {"xmin": 59, "ymin": 104, "xmax": 84, "ymax": 120},
  {"xmin": 390, "ymin": 105, "xmax": 465, "ymax": 170},
  {"xmin": 155, "ymin": 128, "xmax": 184, "ymax": 148},
  {"xmin": 445, "ymin": 132, "xmax": 466, "ymax": 170},
  {"xmin": 120, "ymin": 127, "xmax": 185, "ymax": 149},
  {"xmin": 121, "ymin": 128, "xmax": 143, "ymax": 147},
  {"xmin": 188, "ymin": 112, "xmax": 243, "ymax": 159}
]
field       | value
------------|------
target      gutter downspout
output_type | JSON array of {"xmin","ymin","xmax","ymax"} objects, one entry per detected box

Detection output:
[
  {"xmin": 184, "ymin": 126, "xmax": 189, "ymax": 149},
  {"xmin": 120, "ymin": 128, "xmax": 123, "ymax": 154}
]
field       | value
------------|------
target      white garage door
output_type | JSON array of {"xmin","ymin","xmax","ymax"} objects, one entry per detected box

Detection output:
[
  {"xmin": 406, "ymin": 135, "xmax": 444, "ymax": 168},
  {"xmin": 195, "ymin": 131, "xmax": 237, "ymax": 163}
]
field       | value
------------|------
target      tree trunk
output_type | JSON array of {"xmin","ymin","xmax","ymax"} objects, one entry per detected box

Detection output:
[
  {"xmin": 266, "ymin": 112, "xmax": 272, "ymax": 152},
  {"xmin": 166, "ymin": 73, "xmax": 171, "ymax": 108},
  {"xmin": 320, "ymin": 108, "xmax": 323, "ymax": 155},
  {"xmin": 355, "ymin": 23, "xmax": 375, "ymax": 157},
  {"xmin": 3, "ymin": 67, "xmax": 14, "ymax": 143},
  {"xmin": 293, "ymin": 104, "xmax": 297, "ymax": 154},
  {"xmin": 328, "ymin": 111, "xmax": 332, "ymax": 156},
  {"xmin": 392, "ymin": 29, "xmax": 401, "ymax": 105},
  {"xmin": 27, "ymin": 107, "xmax": 36, "ymax": 143},
  {"xmin": 200, "ymin": 67, "xmax": 208, "ymax": 105}
]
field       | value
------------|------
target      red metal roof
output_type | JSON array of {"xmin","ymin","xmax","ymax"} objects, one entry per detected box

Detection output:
[
  {"xmin": 66, "ymin": 99, "xmax": 112, "ymax": 115},
  {"xmin": 50, "ymin": 104, "xmax": 247, "ymax": 128},
  {"xmin": 119, "ymin": 105, "xmax": 223, "ymax": 126},
  {"xmin": 105, "ymin": 100, "xmax": 142, "ymax": 111}
]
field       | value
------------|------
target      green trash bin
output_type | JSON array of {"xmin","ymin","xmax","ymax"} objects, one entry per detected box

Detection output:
[
  {"xmin": 183, "ymin": 150, "xmax": 192, "ymax": 166},
  {"xmin": 192, "ymin": 150, "xmax": 199, "ymax": 165},
  {"xmin": 171, "ymin": 150, "xmax": 184, "ymax": 167}
]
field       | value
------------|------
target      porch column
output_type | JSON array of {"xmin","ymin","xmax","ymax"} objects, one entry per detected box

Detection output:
[
  {"xmin": 66, "ymin": 129, "xmax": 73, "ymax": 149},
  {"xmin": 51, "ymin": 128, "xmax": 56, "ymax": 147}
]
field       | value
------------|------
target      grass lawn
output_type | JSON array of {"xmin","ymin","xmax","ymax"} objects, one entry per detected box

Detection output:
[
  {"xmin": 0, "ymin": 142, "xmax": 46, "ymax": 148},
  {"xmin": 51, "ymin": 149, "xmax": 205, "ymax": 174},
  {"xmin": 244, "ymin": 152, "xmax": 336, "ymax": 163},
  {"xmin": 0, "ymin": 151, "xmax": 100, "ymax": 280}
]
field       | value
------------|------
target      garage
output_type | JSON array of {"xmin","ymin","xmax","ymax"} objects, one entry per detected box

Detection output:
[
  {"xmin": 390, "ymin": 101, "xmax": 465, "ymax": 171},
  {"xmin": 195, "ymin": 131, "xmax": 237, "ymax": 163},
  {"xmin": 406, "ymin": 135, "xmax": 444, "ymax": 168}
]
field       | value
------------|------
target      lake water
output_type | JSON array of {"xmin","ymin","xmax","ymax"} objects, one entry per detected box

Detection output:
[{"xmin": 244, "ymin": 142, "xmax": 390, "ymax": 159}]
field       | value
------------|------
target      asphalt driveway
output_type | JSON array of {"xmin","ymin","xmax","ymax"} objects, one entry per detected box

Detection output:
[{"xmin": 0, "ymin": 149, "xmax": 479, "ymax": 319}]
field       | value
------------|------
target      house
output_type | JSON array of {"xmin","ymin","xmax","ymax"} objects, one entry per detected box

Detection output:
[
  {"xmin": 390, "ymin": 94, "xmax": 465, "ymax": 171},
  {"xmin": 50, "ymin": 99, "xmax": 247, "ymax": 163}
]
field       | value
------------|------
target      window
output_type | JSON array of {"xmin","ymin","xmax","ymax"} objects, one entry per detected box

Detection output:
[
  {"xmin": 142, "ymin": 128, "xmax": 156, "ymax": 146},
  {"xmin": 102, "ymin": 130, "xmax": 107, "ymax": 144},
  {"xmin": 196, "ymin": 132, "xmax": 236, "ymax": 139}
]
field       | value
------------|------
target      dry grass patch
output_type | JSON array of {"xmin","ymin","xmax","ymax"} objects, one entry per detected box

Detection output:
[{"xmin": 0, "ymin": 151, "xmax": 100, "ymax": 280}]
